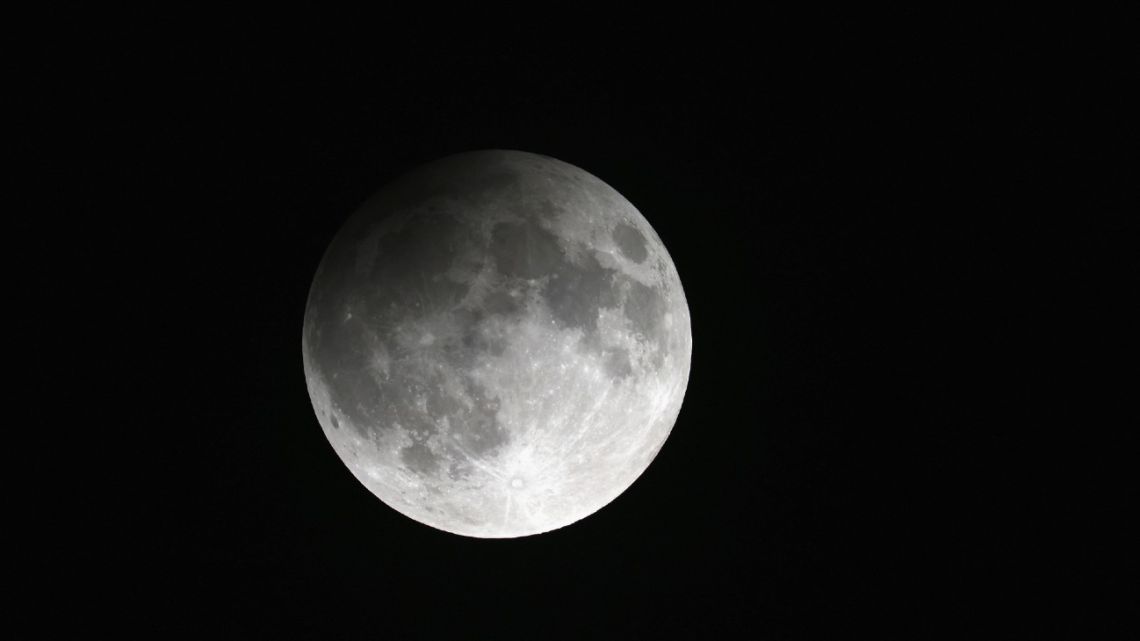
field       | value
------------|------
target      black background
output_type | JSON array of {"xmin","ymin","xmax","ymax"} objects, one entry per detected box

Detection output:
[{"xmin": 16, "ymin": 10, "xmax": 1132, "ymax": 638}]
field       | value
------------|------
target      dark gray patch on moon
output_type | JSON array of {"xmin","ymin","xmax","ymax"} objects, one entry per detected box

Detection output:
[
  {"xmin": 369, "ymin": 213, "xmax": 474, "ymax": 310},
  {"xmin": 401, "ymin": 441, "xmax": 440, "ymax": 475},
  {"xmin": 613, "ymin": 223, "xmax": 648, "ymax": 263},
  {"xmin": 543, "ymin": 251, "xmax": 620, "ymax": 334},
  {"xmin": 533, "ymin": 198, "xmax": 566, "ymax": 221},
  {"xmin": 444, "ymin": 309, "xmax": 512, "ymax": 368},
  {"xmin": 457, "ymin": 319, "xmax": 508, "ymax": 359},
  {"xmin": 623, "ymin": 280, "xmax": 666, "ymax": 338},
  {"xmin": 482, "ymin": 291, "xmax": 522, "ymax": 316},
  {"xmin": 490, "ymin": 220, "xmax": 563, "ymax": 279},
  {"xmin": 428, "ymin": 161, "xmax": 521, "ymax": 205},
  {"xmin": 425, "ymin": 381, "xmax": 463, "ymax": 417},
  {"xmin": 371, "ymin": 213, "xmax": 459, "ymax": 278},
  {"xmin": 603, "ymin": 347, "xmax": 633, "ymax": 379},
  {"xmin": 623, "ymin": 280, "xmax": 669, "ymax": 370}
]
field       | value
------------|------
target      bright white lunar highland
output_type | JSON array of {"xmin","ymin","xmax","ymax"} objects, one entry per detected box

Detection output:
[{"xmin": 302, "ymin": 150, "xmax": 692, "ymax": 537}]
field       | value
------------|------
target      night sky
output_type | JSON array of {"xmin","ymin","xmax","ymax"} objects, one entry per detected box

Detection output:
[{"xmin": 16, "ymin": 11, "xmax": 1129, "ymax": 638}]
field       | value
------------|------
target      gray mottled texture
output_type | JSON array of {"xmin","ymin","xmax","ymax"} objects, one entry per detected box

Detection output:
[{"xmin": 302, "ymin": 150, "xmax": 691, "ymax": 538}]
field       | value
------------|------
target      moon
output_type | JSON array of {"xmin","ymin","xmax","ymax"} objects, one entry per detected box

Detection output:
[{"xmin": 302, "ymin": 150, "xmax": 692, "ymax": 538}]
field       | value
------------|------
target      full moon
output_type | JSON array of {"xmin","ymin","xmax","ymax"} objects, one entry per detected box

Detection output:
[{"xmin": 302, "ymin": 150, "xmax": 692, "ymax": 538}]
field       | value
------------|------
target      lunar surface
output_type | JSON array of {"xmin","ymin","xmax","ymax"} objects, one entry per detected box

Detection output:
[{"xmin": 302, "ymin": 150, "xmax": 691, "ymax": 538}]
